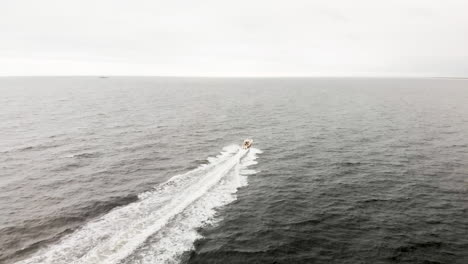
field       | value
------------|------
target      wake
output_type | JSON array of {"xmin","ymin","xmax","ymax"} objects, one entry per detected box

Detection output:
[{"xmin": 16, "ymin": 145, "xmax": 261, "ymax": 264}]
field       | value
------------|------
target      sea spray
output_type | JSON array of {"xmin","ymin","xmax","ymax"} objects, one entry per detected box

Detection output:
[{"xmin": 16, "ymin": 145, "xmax": 261, "ymax": 264}]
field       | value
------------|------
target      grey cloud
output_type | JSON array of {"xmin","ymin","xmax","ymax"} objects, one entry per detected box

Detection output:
[{"xmin": 1, "ymin": 0, "xmax": 467, "ymax": 76}]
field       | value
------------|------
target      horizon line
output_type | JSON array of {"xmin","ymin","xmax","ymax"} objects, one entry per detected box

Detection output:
[{"xmin": 0, "ymin": 75, "xmax": 467, "ymax": 79}]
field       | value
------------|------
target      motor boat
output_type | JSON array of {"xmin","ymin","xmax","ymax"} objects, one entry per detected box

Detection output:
[{"xmin": 242, "ymin": 139, "xmax": 253, "ymax": 149}]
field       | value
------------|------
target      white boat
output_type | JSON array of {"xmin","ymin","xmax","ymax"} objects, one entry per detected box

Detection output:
[{"xmin": 242, "ymin": 139, "xmax": 253, "ymax": 149}]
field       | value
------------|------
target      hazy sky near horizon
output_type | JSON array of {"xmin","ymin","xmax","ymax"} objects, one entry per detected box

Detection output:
[{"xmin": 1, "ymin": 0, "xmax": 467, "ymax": 76}]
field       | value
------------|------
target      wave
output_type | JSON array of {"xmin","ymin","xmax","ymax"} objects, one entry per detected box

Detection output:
[
  {"xmin": 16, "ymin": 145, "xmax": 261, "ymax": 264},
  {"xmin": 63, "ymin": 152, "xmax": 102, "ymax": 159}
]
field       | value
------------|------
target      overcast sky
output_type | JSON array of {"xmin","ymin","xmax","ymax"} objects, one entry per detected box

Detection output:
[{"xmin": 1, "ymin": 0, "xmax": 467, "ymax": 76}]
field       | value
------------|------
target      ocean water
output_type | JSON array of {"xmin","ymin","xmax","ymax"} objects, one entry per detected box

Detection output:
[{"xmin": 0, "ymin": 77, "xmax": 467, "ymax": 264}]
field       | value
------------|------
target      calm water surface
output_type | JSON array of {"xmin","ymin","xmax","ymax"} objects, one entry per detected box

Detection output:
[{"xmin": 0, "ymin": 77, "xmax": 467, "ymax": 264}]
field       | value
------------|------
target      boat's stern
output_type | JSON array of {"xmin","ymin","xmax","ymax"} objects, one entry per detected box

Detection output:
[{"xmin": 242, "ymin": 139, "xmax": 253, "ymax": 149}]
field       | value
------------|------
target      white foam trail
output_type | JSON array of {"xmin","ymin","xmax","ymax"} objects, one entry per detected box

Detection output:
[{"xmin": 16, "ymin": 145, "xmax": 261, "ymax": 264}]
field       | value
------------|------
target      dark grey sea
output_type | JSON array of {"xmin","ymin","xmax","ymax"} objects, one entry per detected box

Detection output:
[{"xmin": 1, "ymin": 77, "xmax": 467, "ymax": 264}]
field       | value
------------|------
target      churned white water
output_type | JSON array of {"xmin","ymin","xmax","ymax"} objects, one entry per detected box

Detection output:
[{"xmin": 16, "ymin": 145, "xmax": 261, "ymax": 264}]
